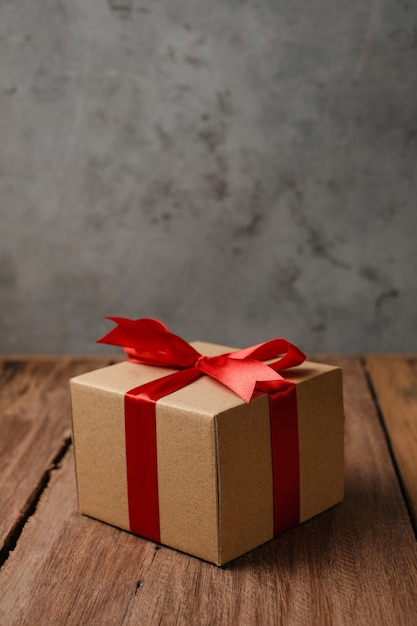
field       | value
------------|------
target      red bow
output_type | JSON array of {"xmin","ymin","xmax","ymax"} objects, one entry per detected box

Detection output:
[{"xmin": 97, "ymin": 317, "xmax": 306, "ymax": 403}]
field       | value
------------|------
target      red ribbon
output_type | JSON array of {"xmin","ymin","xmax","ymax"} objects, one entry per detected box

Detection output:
[{"xmin": 97, "ymin": 317, "xmax": 306, "ymax": 542}]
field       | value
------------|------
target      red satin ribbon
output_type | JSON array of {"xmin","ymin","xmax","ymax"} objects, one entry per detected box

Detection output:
[{"xmin": 97, "ymin": 317, "xmax": 306, "ymax": 542}]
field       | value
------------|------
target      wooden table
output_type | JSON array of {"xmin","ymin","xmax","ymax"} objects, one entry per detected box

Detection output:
[{"xmin": 0, "ymin": 355, "xmax": 416, "ymax": 625}]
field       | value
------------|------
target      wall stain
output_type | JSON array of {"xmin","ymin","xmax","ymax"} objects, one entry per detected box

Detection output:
[
  {"xmin": 359, "ymin": 265, "xmax": 384, "ymax": 284},
  {"xmin": 140, "ymin": 179, "xmax": 198, "ymax": 226},
  {"xmin": 216, "ymin": 90, "xmax": 234, "ymax": 117},
  {"xmin": 198, "ymin": 125, "xmax": 226, "ymax": 154},
  {"xmin": 3, "ymin": 84, "xmax": 17, "ymax": 95},
  {"xmin": 197, "ymin": 92, "xmax": 232, "ymax": 201},
  {"xmin": 298, "ymin": 216, "xmax": 349, "ymax": 269},
  {"xmin": 276, "ymin": 264, "xmax": 301, "ymax": 291},
  {"xmin": 233, "ymin": 210, "xmax": 263, "ymax": 238},
  {"xmin": 405, "ymin": 127, "xmax": 417, "ymax": 147},
  {"xmin": 270, "ymin": 263, "xmax": 302, "ymax": 304},
  {"xmin": 281, "ymin": 175, "xmax": 350, "ymax": 270},
  {"xmin": 311, "ymin": 321, "xmax": 327, "ymax": 333},
  {"xmin": 0, "ymin": 257, "xmax": 16, "ymax": 288},
  {"xmin": 389, "ymin": 27, "xmax": 417, "ymax": 51},
  {"xmin": 184, "ymin": 54, "xmax": 207, "ymax": 68},
  {"xmin": 235, "ymin": 181, "xmax": 265, "ymax": 236},
  {"xmin": 374, "ymin": 288, "xmax": 399, "ymax": 314},
  {"xmin": 108, "ymin": 0, "xmax": 133, "ymax": 13},
  {"xmin": 206, "ymin": 156, "xmax": 228, "ymax": 201},
  {"xmin": 243, "ymin": 212, "xmax": 263, "ymax": 236},
  {"xmin": 232, "ymin": 245, "xmax": 243, "ymax": 256},
  {"xmin": 167, "ymin": 46, "xmax": 177, "ymax": 62},
  {"xmin": 154, "ymin": 124, "xmax": 174, "ymax": 150}
]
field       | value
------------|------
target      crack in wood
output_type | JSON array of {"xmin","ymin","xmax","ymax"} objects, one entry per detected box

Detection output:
[
  {"xmin": 120, "ymin": 579, "xmax": 142, "ymax": 623},
  {"xmin": 0, "ymin": 437, "xmax": 72, "ymax": 568},
  {"xmin": 361, "ymin": 357, "xmax": 417, "ymax": 539}
]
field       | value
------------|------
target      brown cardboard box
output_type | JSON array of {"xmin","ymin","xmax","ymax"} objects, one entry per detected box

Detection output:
[{"xmin": 70, "ymin": 341, "xmax": 344, "ymax": 565}]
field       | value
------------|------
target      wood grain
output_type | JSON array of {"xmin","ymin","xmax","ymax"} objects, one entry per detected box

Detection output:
[
  {"xmin": 0, "ymin": 356, "xmax": 118, "ymax": 562},
  {"xmin": 365, "ymin": 355, "xmax": 417, "ymax": 530},
  {"xmin": 0, "ymin": 356, "xmax": 416, "ymax": 625}
]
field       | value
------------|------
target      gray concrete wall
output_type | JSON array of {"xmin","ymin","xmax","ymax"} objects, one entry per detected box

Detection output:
[{"xmin": 1, "ymin": 0, "xmax": 416, "ymax": 354}]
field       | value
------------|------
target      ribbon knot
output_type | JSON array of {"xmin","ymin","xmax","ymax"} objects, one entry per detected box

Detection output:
[
  {"xmin": 195, "ymin": 354, "xmax": 210, "ymax": 367},
  {"xmin": 97, "ymin": 317, "xmax": 306, "ymax": 403}
]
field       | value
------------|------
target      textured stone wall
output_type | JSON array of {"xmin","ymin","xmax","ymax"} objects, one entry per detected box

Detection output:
[{"xmin": 1, "ymin": 1, "xmax": 416, "ymax": 353}]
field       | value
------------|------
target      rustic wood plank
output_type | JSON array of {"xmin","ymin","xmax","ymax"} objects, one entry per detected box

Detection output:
[
  {"xmin": 0, "ymin": 356, "xmax": 119, "ymax": 562},
  {"xmin": 0, "ymin": 449, "xmax": 157, "ymax": 625},
  {"xmin": 0, "ymin": 356, "xmax": 416, "ymax": 625},
  {"xmin": 365, "ymin": 355, "xmax": 417, "ymax": 530}
]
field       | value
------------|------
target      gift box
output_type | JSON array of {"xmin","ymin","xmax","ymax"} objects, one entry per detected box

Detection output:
[{"xmin": 70, "ymin": 318, "xmax": 344, "ymax": 565}]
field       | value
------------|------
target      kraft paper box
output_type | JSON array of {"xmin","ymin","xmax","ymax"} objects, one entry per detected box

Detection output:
[{"xmin": 70, "ymin": 341, "xmax": 344, "ymax": 566}]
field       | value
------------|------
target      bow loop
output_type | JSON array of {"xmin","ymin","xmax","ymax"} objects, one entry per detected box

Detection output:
[
  {"xmin": 97, "ymin": 317, "xmax": 200, "ymax": 368},
  {"xmin": 230, "ymin": 337, "xmax": 305, "ymax": 371}
]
